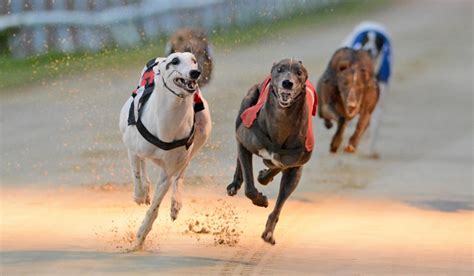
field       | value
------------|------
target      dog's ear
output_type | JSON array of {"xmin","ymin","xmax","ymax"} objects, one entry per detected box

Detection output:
[
  {"xmin": 271, "ymin": 61, "xmax": 278, "ymax": 73},
  {"xmin": 165, "ymin": 41, "xmax": 174, "ymax": 55}
]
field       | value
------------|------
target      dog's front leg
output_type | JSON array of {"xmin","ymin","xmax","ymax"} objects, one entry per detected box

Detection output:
[
  {"xmin": 133, "ymin": 168, "xmax": 172, "ymax": 251},
  {"xmin": 330, "ymin": 117, "xmax": 347, "ymax": 153},
  {"xmin": 238, "ymin": 143, "xmax": 268, "ymax": 208},
  {"xmin": 227, "ymin": 158, "xmax": 243, "ymax": 196},
  {"xmin": 367, "ymin": 83, "xmax": 387, "ymax": 158},
  {"xmin": 262, "ymin": 166, "xmax": 302, "ymax": 245},
  {"xmin": 128, "ymin": 151, "xmax": 150, "ymax": 205},
  {"xmin": 257, "ymin": 168, "xmax": 281, "ymax": 185},
  {"xmin": 170, "ymin": 170, "xmax": 185, "ymax": 221},
  {"xmin": 346, "ymin": 110, "xmax": 371, "ymax": 153}
]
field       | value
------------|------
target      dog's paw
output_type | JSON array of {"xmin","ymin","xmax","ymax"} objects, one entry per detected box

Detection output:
[
  {"xmin": 329, "ymin": 145, "xmax": 339, "ymax": 153},
  {"xmin": 246, "ymin": 190, "xmax": 268, "ymax": 208},
  {"xmin": 134, "ymin": 192, "xmax": 150, "ymax": 205},
  {"xmin": 261, "ymin": 231, "xmax": 276, "ymax": 245},
  {"xmin": 257, "ymin": 169, "xmax": 274, "ymax": 185},
  {"xmin": 134, "ymin": 186, "xmax": 150, "ymax": 205},
  {"xmin": 170, "ymin": 200, "xmax": 182, "ymax": 221},
  {"xmin": 344, "ymin": 144, "xmax": 356, "ymax": 153},
  {"xmin": 226, "ymin": 182, "xmax": 240, "ymax": 196}
]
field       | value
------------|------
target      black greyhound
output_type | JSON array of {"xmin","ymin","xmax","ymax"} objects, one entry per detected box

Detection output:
[{"xmin": 226, "ymin": 59, "xmax": 316, "ymax": 244}]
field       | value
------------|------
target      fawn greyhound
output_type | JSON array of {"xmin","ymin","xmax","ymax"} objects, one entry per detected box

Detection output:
[
  {"xmin": 317, "ymin": 47, "xmax": 379, "ymax": 153},
  {"xmin": 166, "ymin": 28, "xmax": 213, "ymax": 87}
]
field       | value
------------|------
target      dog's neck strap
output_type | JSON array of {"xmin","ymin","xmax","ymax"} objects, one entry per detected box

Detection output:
[
  {"xmin": 136, "ymin": 115, "xmax": 195, "ymax": 151},
  {"xmin": 162, "ymin": 75, "xmax": 185, "ymax": 99},
  {"xmin": 127, "ymin": 59, "xmax": 196, "ymax": 151}
]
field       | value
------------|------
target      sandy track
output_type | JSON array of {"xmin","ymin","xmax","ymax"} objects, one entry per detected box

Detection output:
[
  {"xmin": 1, "ymin": 0, "xmax": 473, "ymax": 274},
  {"xmin": 1, "ymin": 186, "xmax": 471, "ymax": 274}
]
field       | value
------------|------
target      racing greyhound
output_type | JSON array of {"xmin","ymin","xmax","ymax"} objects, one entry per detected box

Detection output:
[{"xmin": 227, "ymin": 59, "xmax": 317, "ymax": 245}]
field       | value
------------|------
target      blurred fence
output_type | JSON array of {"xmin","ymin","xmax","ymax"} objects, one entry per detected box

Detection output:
[{"xmin": 0, "ymin": 0, "xmax": 337, "ymax": 58}]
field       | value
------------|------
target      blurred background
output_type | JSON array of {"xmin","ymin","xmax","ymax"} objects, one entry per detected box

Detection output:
[{"xmin": 1, "ymin": 0, "xmax": 337, "ymax": 58}]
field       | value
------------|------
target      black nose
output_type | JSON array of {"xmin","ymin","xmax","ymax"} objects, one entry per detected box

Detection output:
[
  {"xmin": 189, "ymin": 70, "xmax": 201, "ymax": 80},
  {"xmin": 282, "ymin": 79, "xmax": 293, "ymax": 89}
]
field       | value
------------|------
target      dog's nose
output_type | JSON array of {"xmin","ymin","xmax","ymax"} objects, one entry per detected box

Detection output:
[
  {"xmin": 347, "ymin": 101, "xmax": 357, "ymax": 108},
  {"xmin": 282, "ymin": 80, "xmax": 293, "ymax": 89},
  {"xmin": 189, "ymin": 70, "xmax": 201, "ymax": 80}
]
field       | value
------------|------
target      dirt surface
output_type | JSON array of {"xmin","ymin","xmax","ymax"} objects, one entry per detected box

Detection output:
[{"xmin": 1, "ymin": 1, "xmax": 473, "ymax": 274}]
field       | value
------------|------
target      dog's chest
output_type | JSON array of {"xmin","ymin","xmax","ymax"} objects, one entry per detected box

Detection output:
[{"xmin": 257, "ymin": 149, "xmax": 284, "ymax": 167}]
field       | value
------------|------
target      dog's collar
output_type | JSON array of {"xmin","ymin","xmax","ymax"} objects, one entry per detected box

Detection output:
[{"xmin": 162, "ymin": 75, "xmax": 185, "ymax": 99}]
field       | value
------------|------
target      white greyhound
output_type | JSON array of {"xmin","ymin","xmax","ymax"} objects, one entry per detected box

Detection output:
[{"xmin": 119, "ymin": 52, "xmax": 211, "ymax": 250}]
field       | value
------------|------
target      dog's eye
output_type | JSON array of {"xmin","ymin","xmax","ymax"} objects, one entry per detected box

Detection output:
[
  {"xmin": 277, "ymin": 67, "xmax": 283, "ymax": 73},
  {"xmin": 297, "ymin": 70, "xmax": 303, "ymax": 76},
  {"xmin": 171, "ymin": 57, "xmax": 180, "ymax": 65}
]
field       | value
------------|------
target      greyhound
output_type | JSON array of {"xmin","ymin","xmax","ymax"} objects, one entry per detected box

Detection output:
[
  {"xmin": 226, "ymin": 59, "xmax": 317, "ymax": 245},
  {"xmin": 317, "ymin": 47, "xmax": 379, "ymax": 153},
  {"xmin": 166, "ymin": 28, "xmax": 213, "ymax": 87},
  {"xmin": 342, "ymin": 21, "xmax": 392, "ymax": 157},
  {"xmin": 119, "ymin": 52, "xmax": 212, "ymax": 250}
]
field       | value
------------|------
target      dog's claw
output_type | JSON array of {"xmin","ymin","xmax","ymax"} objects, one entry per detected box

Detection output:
[
  {"xmin": 344, "ymin": 144, "xmax": 356, "ymax": 153},
  {"xmin": 134, "ymin": 195, "xmax": 150, "ymax": 205},
  {"xmin": 226, "ymin": 183, "xmax": 240, "ymax": 196},
  {"xmin": 134, "ymin": 185, "xmax": 150, "ymax": 205},
  {"xmin": 261, "ymin": 231, "xmax": 276, "ymax": 245}
]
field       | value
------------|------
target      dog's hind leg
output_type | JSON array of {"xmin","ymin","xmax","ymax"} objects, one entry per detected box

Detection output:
[
  {"xmin": 226, "ymin": 158, "xmax": 243, "ymax": 196},
  {"xmin": 128, "ymin": 150, "xmax": 149, "ymax": 205},
  {"xmin": 261, "ymin": 166, "xmax": 302, "ymax": 245},
  {"xmin": 330, "ymin": 117, "xmax": 347, "ymax": 153},
  {"xmin": 238, "ymin": 143, "xmax": 268, "ymax": 207},
  {"xmin": 133, "ymin": 167, "xmax": 172, "ymax": 250},
  {"xmin": 257, "ymin": 168, "xmax": 281, "ymax": 185}
]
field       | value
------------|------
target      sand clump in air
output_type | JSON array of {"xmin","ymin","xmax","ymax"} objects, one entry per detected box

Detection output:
[{"xmin": 184, "ymin": 198, "xmax": 242, "ymax": 246}]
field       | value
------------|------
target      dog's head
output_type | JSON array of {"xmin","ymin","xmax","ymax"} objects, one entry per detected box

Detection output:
[
  {"xmin": 270, "ymin": 59, "xmax": 308, "ymax": 108},
  {"xmin": 330, "ymin": 48, "xmax": 373, "ymax": 118},
  {"xmin": 165, "ymin": 28, "xmax": 212, "ymax": 87},
  {"xmin": 358, "ymin": 31, "xmax": 384, "ymax": 60},
  {"xmin": 158, "ymin": 52, "xmax": 201, "ymax": 96}
]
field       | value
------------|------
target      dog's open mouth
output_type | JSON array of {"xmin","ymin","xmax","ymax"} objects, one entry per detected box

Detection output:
[
  {"xmin": 277, "ymin": 89, "xmax": 293, "ymax": 108},
  {"xmin": 173, "ymin": 77, "xmax": 197, "ymax": 92}
]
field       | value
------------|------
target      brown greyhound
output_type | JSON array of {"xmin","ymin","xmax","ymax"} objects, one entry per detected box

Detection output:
[
  {"xmin": 317, "ymin": 47, "xmax": 379, "ymax": 153},
  {"xmin": 227, "ymin": 59, "xmax": 317, "ymax": 245},
  {"xmin": 166, "ymin": 28, "xmax": 213, "ymax": 87}
]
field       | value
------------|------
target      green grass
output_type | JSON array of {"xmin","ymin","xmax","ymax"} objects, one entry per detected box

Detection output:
[{"xmin": 0, "ymin": 0, "xmax": 388, "ymax": 91}]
